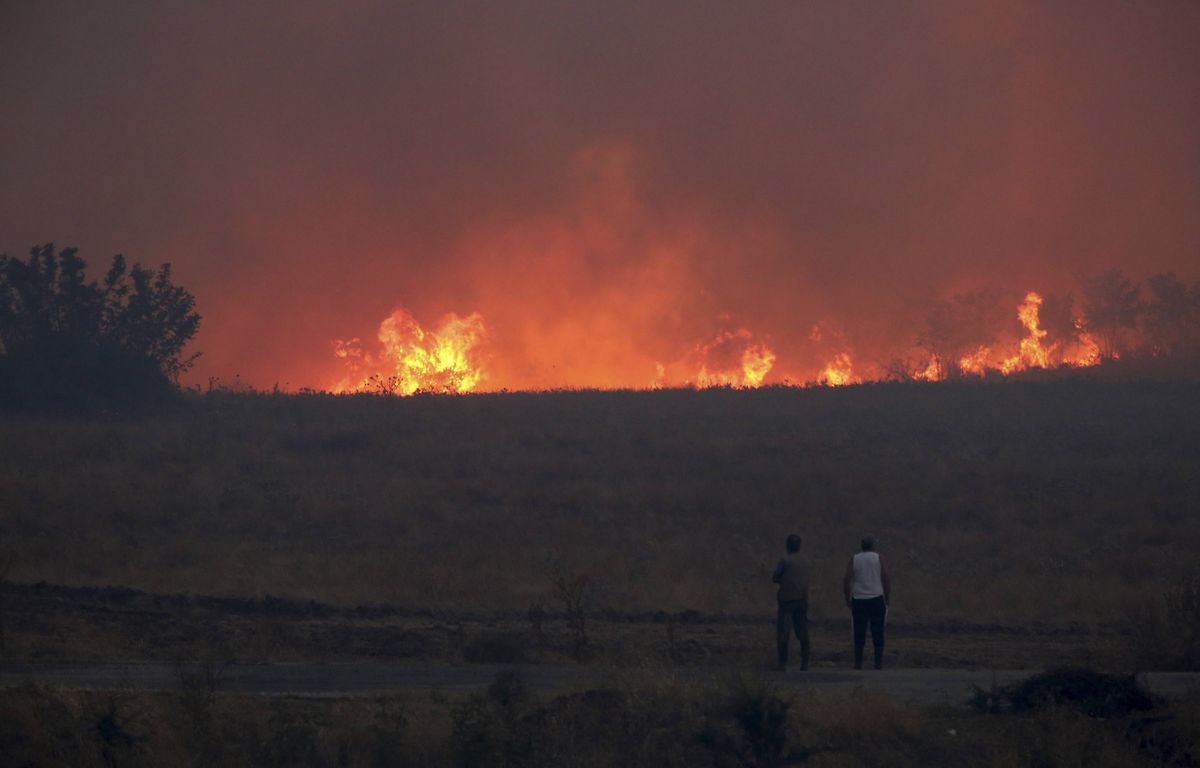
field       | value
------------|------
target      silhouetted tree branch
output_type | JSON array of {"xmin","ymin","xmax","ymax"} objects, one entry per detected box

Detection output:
[
  {"xmin": 917, "ymin": 291, "xmax": 1005, "ymax": 377},
  {"xmin": 1144, "ymin": 272, "xmax": 1200, "ymax": 357},
  {"xmin": 1080, "ymin": 269, "xmax": 1141, "ymax": 360}
]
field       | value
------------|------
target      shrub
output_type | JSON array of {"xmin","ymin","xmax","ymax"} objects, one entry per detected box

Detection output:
[
  {"xmin": 1005, "ymin": 667, "xmax": 1155, "ymax": 718},
  {"xmin": 1131, "ymin": 576, "xmax": 1200, "ymax": 671}
]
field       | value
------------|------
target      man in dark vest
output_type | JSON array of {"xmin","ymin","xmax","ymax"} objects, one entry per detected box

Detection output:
[{"xmin": 772, "ymin": 533, "xmax": 811, "ymax": 671}]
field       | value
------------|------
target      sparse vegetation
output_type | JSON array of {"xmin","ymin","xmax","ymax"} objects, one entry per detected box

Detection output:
[
  {"xmin": 2, "ymin": 381, "xmax": 1197, "ymax": 636},
  {"xmin": 971, "ymin": 667, "xmax": 1155, "ymax": 718},
  {"xmin": 0, "ymin": 551, "xmax": 12, "ymax": 656},
  {"xmin": 1132, "ymin": 576, "xmax": 1200, "ymax": 672},
  {"xmin": 1, "ymin": 668, "xmax": 1195, "ymax": 766}
]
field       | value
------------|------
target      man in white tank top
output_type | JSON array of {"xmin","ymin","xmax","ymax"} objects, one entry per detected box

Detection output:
[{"xmin": 842, "ymin": 535, "xmax": 891, "ymax": 670}]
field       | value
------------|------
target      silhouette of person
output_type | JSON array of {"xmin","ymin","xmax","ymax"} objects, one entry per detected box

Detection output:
[
  {"xmin": 843, "ymin": 535, "xmax": 891, "ymax": 670},
  {"xmin": 772, "ymin": 533, "xmax": 810, "ymax": 670}
]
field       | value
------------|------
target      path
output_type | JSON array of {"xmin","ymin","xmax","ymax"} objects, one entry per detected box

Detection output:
[{"xmin": 3, "ymin": 663, "xmax": 1197, "ymax": 705}]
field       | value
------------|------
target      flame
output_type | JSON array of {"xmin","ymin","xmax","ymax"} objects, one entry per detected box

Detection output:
[
  {"xmin": 909, "ymin": 290, "xmax": 1102, "ymax": 382},
  {"xmin": 958, "ymin": 345, "xmax": 991, "ymax": 376},
  {"xmin": 999, "ymin": 292, "xmax": 1050, "ymax": 373},
  {"xmin": 913, "ymin": 355, "xmax": 942, "ymax": 382},
  {"xmin": 332, "ymin": 308, "xmax": 487, "ymax": 395},
  {"xmin": 740, "ymin": 344, "xmax": 776, "ymax": 386},
  {"xmin": 817, "ymin": 353, "xmax": 859, "ymax": 387},
  {"xmin": 693, "ymin": 327, "xmax": 776, "ymax": 388},
  {"xmin": 326, "ymin": 289, "xmax": 1113, "ymax": 395},
  {"xmin": 1070, "ymin": 329, "xmax": 1101, "ymax": 367}
]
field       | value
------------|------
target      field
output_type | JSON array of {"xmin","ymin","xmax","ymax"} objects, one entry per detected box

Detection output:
[
  {"xmin": 2, "ymin": 377, "xmax": 1200, "ymax": 670},
  {"xmin": 4, "ymin": 668, "xmax": 1199, "ymax": 767}
]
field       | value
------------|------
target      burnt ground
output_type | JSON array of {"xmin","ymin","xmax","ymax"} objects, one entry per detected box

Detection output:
[{"xmin": 1, "ymin": 581, "xmax": 1130, "ymax": 671}]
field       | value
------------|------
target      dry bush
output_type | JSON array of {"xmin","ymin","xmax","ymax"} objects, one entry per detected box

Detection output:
[
  {"xmin": 794, "ymin": 689, "xmax": 933, "ymax": 767},
  {"xmin": 996, "ymin": 707, "xmax": 1158, "ymax": 768},
  {"xmin": 0, "ymin": 551, "xmax": 12, "ymax": 656},
  {"xmin": 1131, "ymin": 576, "xmax": 1200, "ymax": 671}
]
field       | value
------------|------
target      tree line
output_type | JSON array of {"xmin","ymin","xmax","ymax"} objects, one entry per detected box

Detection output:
[
  {"xmin": 916, "ymin": 269, "xmax": 1200, "ymax": 377},
  {"xmin": 2, "ymin": 244, "xmax": 1197, "ymax": 408}
]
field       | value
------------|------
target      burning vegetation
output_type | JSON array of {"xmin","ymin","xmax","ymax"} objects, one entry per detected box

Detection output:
[
  {"xmin": 331, "ymin": 269, "xmax": 1200, "ymax": 395},
  {"xmin": 332, "ymin": 309, "xmax": 487, "ymax": 395}
]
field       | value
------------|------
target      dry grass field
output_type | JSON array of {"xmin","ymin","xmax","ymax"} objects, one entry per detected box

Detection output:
[
  {"xmin": 2, "ymin": 667, "xmax": 1197, "ymax": 767},
  {"xmin": 2, "ymin": 377, "xmax": 1199, "ymax": 668}
]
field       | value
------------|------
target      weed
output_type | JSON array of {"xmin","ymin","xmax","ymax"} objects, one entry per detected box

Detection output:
[
  {"xmin": 366, "ymin": 697, "xmax": 408, "ymax": 768},
  {"xmin": 175, "ymin": 656, "xmax": 227, "ymax": 765},
  {"xmin": 253, "ymin": 701, "xmax": 328, "ymax": 768},
  {"xmin": 94, "ymin": 694, "xmax": 144, "ymax": 767},
  {"xmin": 0, "ymin": 551, "xmax": 11, "ymax": 656},
  {"xmin": 548, "ymin": 559, "xmax": 594, "ymax": 661}
]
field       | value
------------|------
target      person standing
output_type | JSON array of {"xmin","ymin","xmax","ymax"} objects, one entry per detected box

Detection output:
[
  {"xmin": 843, "ymin": 535, "xmax": 891, "ymax": 670},
  {"xmin": 772, "ymin": 533, "xmax": 810, "ymax": 671}
]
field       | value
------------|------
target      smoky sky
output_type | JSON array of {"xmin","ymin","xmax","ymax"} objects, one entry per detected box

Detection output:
[{"xmin": 3, "ymin": 1, "xmax": 1199, "ymax": 388}]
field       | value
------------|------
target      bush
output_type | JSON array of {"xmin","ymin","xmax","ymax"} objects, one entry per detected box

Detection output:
[
  {"xmin": 1004, "ymin": 667, "xmax": 1155, "ymax": 718},
  {"xmin": 701, "ymin": 675, "xmax": 794, "ymax": 767}
]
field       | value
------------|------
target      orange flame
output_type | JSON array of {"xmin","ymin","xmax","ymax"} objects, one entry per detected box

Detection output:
[
  {"xmin": 959, "ymin": 345, "xmax": 992, "ymax": 376},
  {"xmin": 1070, "ymin": 329, "xmax": 1101, "ymax": 368},
  {"xmin": 327, "ymin": 289, "xmax": 1110, "ymax": 394},
  {"xmin": 332, "ymin": 308, "xmax": 487, "ymax": 395},
  {"xmin": 817, "ymin": 353, "xmax": 859, "ymax": 387},
  {"xmin": 999, "ymin": 292, "xmax": 1050, "ymax": 373},
  {"xmin": 693, "ymin": 328, "xmax": 776, "ymax": 388},
  {"xmin": 913, "ymin": 355, "xmax": 942, "ymax": 382}
]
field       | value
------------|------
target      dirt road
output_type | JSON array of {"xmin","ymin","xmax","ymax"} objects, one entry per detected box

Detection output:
[{"xmin": 3, "ymin": 662, "xmax": 1196, "ymax": 705}]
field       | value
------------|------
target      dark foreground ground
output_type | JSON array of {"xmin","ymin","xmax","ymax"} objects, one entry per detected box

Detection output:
[
  {"xmin": 3, "ymin": 379, "xmax": 1200, "ymax": 764},
  {"xmin": 3, "ymin": 662, "xmax": 1198, "ymax": 767},
  {"xmin": 4, "ymin": 659, "xmax": 1198, "ymax": 704},
  {"xmin": 1, "ymin": 580, "xmax": 1133, "ymax": 671}
]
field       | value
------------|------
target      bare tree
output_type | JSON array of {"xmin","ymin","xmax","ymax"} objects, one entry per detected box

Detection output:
[
  {"xmin": 1080, "ymin": 269, "xmax": 1141, "ymax": 359},
  {"xmin": 917, "ymin": 291, "xmax": 1006, "ymax": 377},
  {"xmin": 1144, "ymin": 273, "xmax": 1200, "ymax": 357},
  {"xmin": 1038, "ymin": 292, "xmax": 1081, "ymax": 364}
]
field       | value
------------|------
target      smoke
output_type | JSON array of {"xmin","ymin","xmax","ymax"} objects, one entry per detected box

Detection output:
[{"xmin": 2, "ymin": 1, "xmax": 1198, "ymax": 388}]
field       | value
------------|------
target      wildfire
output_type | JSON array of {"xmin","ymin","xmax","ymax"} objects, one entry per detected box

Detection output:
[
  {"xmin": 937, "ymin": 290, "xmax": 1101, "ymax": 380},
  {"xmin": 999, "ymin": 292, "xmax": 1050, "ymax": 373},
  {"xmin": 913, "ymin": 355, "xmax": 942, "ymax": 382},
  {"xmin": 958, "ymin": 346, "xmax": 991, "ymax": 376},
  {"xmin": 693, "ymin": 327, "xmax": 776, "ymax": 388},
  {"xmin": 326, "ymin": 289, "xmax": 1112, "ymax": 395},
  {"xmin": 817, "ymin": 353, "xmax": 860, "ymax": 387},
  {"xmin": 332, "ymin": 309, "xmax": 487, "ymax": 395},
  {"xmin": 1071, "ymin": 329, "xmax": 1101, "ymax": 368}
]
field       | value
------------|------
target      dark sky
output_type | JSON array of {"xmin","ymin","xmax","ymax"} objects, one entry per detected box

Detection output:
[{"xmin": 3, "ymin": 1, "xmax": 1199, "ymax": 388}]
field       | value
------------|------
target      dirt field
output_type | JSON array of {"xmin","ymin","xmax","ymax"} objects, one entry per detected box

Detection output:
[
  {"xmin": 2, "ymin": 378, "xmax": 1199, "ymax": 674},
  {"xmin": 0, "ymin": 580, "xmax": 1133, "ymax": 671}
]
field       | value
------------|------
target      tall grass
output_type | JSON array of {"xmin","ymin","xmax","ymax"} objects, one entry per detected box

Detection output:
[{"xmin": 2, "ymin": 380, "xmax": 1198, "ymax": 627}]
